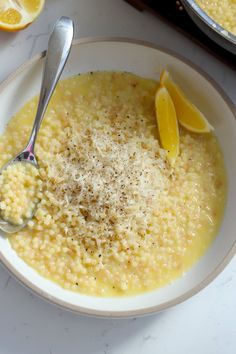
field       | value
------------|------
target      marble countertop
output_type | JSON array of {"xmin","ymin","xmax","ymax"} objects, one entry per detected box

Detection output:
[{"xmin": 0, "ymin": 1, "xmax": 235, "ymax": 353}]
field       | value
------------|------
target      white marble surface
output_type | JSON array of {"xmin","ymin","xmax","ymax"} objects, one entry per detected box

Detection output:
[{"xmin": 0, "ymin": 1, "xmax": 235, "ymax": 353}]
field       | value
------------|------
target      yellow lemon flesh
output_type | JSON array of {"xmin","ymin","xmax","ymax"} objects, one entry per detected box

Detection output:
[
  {"xmin": 155, "ymin": 86, "xmax": 179, "ymax": 161},
  {"xmin": 160, "ymin": 70, "xmax": 213, "ymax": 133},
  {"xmin": 0, "ymin": 0, "xmax": 45, "ymax": 31}
]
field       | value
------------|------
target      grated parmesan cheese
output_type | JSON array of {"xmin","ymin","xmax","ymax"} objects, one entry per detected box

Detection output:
[{"xmin": 43, "ymin": 121, "xmax": 171, "ymax": 242}]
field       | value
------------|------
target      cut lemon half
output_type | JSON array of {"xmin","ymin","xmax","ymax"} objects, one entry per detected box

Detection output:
[
  {"xmin": 155, "ymin": 86, "xmax": 179, "ymax": 161},
  {"xmin": 160, "ymin": 69, "xmax": 213, "ymax": 133},
  {"xmin": 0, "ymin": 0, "xmax": 45, "ymax": 31}
]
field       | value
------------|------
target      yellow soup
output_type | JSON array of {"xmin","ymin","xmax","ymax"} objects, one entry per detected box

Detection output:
[
  {"xmin": 0, "ymin": 72, "xmax": 226, "ymax": 296},
  {"xmin": 196, "ymin": 0, "xmax": 236, "ymax": 35},
  {"xmin": 0, "ymin": 162, "xmax": 42, "ymax": 225}
]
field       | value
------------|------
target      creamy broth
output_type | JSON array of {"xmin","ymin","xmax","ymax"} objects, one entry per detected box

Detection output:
[{"xmin": 0, "ymin": 72, "xmax": 226, "ymax": 296}]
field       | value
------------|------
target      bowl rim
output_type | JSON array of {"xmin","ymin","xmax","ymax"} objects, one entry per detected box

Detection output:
[
  {"xmin": 182, "ymin": 0, "xmax": 236, "ymax": 46},
  {"xmin": 0, "ymin": 37, "xmax": 235, "ymax": 318}
]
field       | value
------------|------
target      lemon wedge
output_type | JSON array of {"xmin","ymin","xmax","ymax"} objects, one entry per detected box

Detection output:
[
  {"xmin": 160, "ymin": 70, "xmax": 213, "ymax": 133},
  {"xmin": 155, "ymin": 86, "xmax": 179, "ymax": 161},
  {"xmin": 0, "ymin": 0, "xmax": 45, "ymax": 31}
]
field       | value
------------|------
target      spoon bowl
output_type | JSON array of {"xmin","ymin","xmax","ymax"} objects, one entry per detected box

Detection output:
[{"xmin": 0, "ymin": 159, "xmax": 38, "ymax": 233}]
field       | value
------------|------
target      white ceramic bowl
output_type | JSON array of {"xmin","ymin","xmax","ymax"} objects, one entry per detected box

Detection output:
[{"xmin": 0, "ymin": 39, "xmax": 235, "ymax": 318}]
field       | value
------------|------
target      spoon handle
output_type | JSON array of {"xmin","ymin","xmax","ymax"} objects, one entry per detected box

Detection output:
[{"xmin": 26, "ymin": 16, "xmax": 74, "ymax": 152}]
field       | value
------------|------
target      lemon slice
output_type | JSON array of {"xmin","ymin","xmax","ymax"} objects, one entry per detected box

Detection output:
[
  {"xmin": 155, "ymin": 86, "xmax": 179, "ymax": 161},
  {"xmin": 0, "ymin": 0, "xmax": 45, "ymax": 31},
  {"xmin": 160, "ymin": 70, "xmax": 213, "ymax": 133}
]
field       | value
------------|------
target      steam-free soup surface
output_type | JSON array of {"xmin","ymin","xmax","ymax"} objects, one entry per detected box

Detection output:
[{"xmin": 0, "ymin": 72, "xmax": 226, "ymax": 296}]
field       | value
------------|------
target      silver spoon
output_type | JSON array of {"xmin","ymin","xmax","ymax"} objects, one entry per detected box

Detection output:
[{"xmin": 0, "ymin": 16, "xmax": 74, "ymax": 233}]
